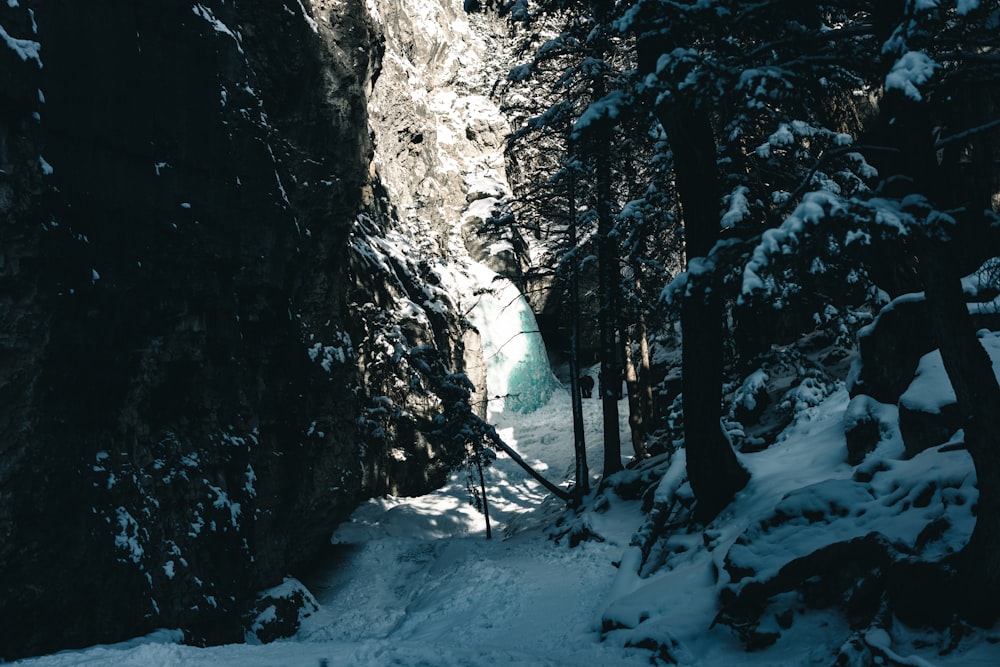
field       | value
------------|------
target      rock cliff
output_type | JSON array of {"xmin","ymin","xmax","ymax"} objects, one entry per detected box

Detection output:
[{"xmin": 0, "ymin": 0, "xmax": 504, "ymax": 659}]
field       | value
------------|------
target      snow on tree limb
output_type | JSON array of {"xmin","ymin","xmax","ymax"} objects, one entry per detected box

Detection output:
[
  {"xmin": 885, "ymin": 51, "xmax": 938, "ymax": 101},
  {"xmin": 741, "ymin": 191, "xmax": 844, "ymax": 300},
  {"xmin": 572, "ymin": 90, "xmax": 631, "ymax": 138},
  {"xmin": 0, "ymin": 22, "xmax": 40, "ymax": 66}
]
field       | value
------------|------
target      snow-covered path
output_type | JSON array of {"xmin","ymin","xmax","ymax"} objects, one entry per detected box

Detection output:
[
  {"xmin": 16, "ymin": 383, "xmax": 1000, "ymax": 666},
  {"xmin": 290, "ymin": 387, "xmax": 652, "ymax": 666},
  {"xmin": 14, "ymin": 387, "xmax": 656, "ymax": 667}
]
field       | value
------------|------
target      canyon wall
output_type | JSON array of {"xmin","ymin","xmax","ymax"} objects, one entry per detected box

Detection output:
[{"xmin": 0, "ymin": 0, "xmax": 507, "ymax": 658}]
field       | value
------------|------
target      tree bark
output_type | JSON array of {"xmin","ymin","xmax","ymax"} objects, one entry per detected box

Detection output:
[
  {"xmin": 566, "ymin": 148, "xmax": 590, "ymax": 498},
  {"xmin": 654, "ymin": 101, "xmax": 749, "ymax": 521},
  {"xmin": 624, "ymin": 328, "xmax": 646, "ymax": 461},
  {"xmin": 484, "ymin": 427, "xmax": 573, "ymax": 502},
  {"xmin": 874, "ymin": 85, "xmax": 1000, "ymax": 622},
  {"xmin": 637, "ymin": 315, "xmax": 656, "ymax": 438},
  {"xmin": 917, "ymin": 248, "xmax": 1000, "ymax": 622},
  {"xmin": 623, "ymin": 276, "xmax": 656, "ymax": 462},
  {"xmin": 598, "ymin": 203, "xmax": 623, "ymax": 476},
  {"xmin": 624, "ymin": 323, "xmax": 651, "ymax": 461},
  {"xmin": 591, "ymin": 77, "xmax": 623, "ymax": 479},
  {"xmin": 475, "ymin": 453, "xmax": 493, "ymax": 540}
]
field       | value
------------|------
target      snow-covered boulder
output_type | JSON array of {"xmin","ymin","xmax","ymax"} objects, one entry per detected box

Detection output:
[
  {"xmin": 725, "ymin": 348, "xmax": 840, "ymax": 453},
  {"xmin": 842, "ymin": 394, "xmax": 894, "ymax": 464},
  {"xmin": 898, "ymin": 331, "xmax": 1000, "ymax": 456},
  {"xmin": 850, "ymin": 294, "xmax": 936, "ymax": 404},
  {"xmin": 851, "ymin": 288, "xmax": 1000, "ymax": 407},
  {"xmin": 245, "ymin": 577, "xmax": 320, "ymax": 644},
  {"xmin": 719, "ymin": 442, "xmax": 976, "ymax": 642}
]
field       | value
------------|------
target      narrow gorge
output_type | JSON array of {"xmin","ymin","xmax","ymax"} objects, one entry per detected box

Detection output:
[{"xmin": 0, "ymin": 0, "xmax": 538, "ymax": 659}]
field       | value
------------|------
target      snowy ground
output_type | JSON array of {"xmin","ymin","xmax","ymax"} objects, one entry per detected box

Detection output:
[
  {"xmin": 12, "ymin": 377, "xmax": 1000, "ymax": 666},
  {"xmin": 10, "ymin": 383, "xmax": 655, "ymax": 667}
]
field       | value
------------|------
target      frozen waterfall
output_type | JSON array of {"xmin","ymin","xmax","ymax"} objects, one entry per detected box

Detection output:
[{"xmin": 466, "ymin": 263, "xmax": 561, "ymax": 415}]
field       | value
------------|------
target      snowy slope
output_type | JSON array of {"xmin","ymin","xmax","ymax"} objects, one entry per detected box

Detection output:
[
  {"xmin": 11, "ymin": 389, "xmax": 651, "ymax": 667},
  {"xmin": 14, "ymin": 380, "xmax": 1000, "ymax": 666}
]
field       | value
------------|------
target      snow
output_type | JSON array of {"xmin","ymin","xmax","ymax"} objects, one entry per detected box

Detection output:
[
  {"xmin": 207, "ymin": 484, "xmax": 241, "ymax": 528},
  {"xmin": 0, "ymin": 21, "xmax": 41, "ymax": 66},
  {"xmin": 18, "ymin": 388, "xmax": 649, "ymax": 666},
  {"xmin": 295, "ymin": 0, "xmax": 319, "ymax": 33},
  {"xmin": 12, "ymin": 0, "xmax": 1000, "ymax": 664},
  {"xmin": 113, "ymin": 507, "xmax": 145, "ymax": 565},
  {"xmin": 885, "ymin": 51, "xmax": 938, "ymax": 102},
  {"xmin": 741, "ymin": 190, "xmax": 844, "ymax": 298},
  {"xmin": 768, "ymin": 123, "xmax": 795, "ymax": 147},
  {"xmin": 720, "ymin": 185, "xmax": 751, "ymax": 229},
  {"xmin": 19, "ymin": 363, "xmax": 1000, "ymax": 667},
  {"xmin": 900, "ymin": 331, "xmax": 1000, "ymax": 414},
  {"xmin": 572, "ymin": 90, "xmax": 630, "ymax": 137},
  {"xmin": 734, "ymin": 368, "xmax": 768, "ymax": 411},
  {"xmin": 307, "ymin": 332, "xmax": 354, "ymax": 373},
  {"xmin": 600, "ymin": 389, "xmax": 989, "ymax": 666},
  {"xmin": 191, "ymin": 4, "xmax": 243, "ymax": 53}
]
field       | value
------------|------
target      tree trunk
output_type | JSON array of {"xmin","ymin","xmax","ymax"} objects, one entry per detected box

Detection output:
[
  {"xmin": 918, "ymin": 248, "xmax": 1000, "ymax": 622},
  {"xmin": 637, "ymin": 314, "xmax": 656, "ymax": 438},
  {"xmin": 624, "ymin": 328, "xmax": 647, "ymax": 461},
  {"xmin": 654, "ymin": 102, "xmax": 749, "ymax": 521},
  {"xmin": 591, "ymin": 78, "xmax": 623, "ymax": 479},
  {"xmin": 873, "ymin": 86, "xmax": 1000, "ymax": 622},
  {"xmin": 475, "ymin": 453, "xmax": 493, "ymax": 540},
  {"xmin": 623, "ymin": 275, "xmax": 656, "ymax": 462},
  {"xmin": 566, "ymin": 148, "xmax": 590, "ymax": 499},
  {"xmin": 598, "ymin": 208, "xmax": 623, "ymax": 477},
  {"xmin": 624, "ymin": 319, "xmax": 654, "ymax": 462},
  {"xmin": 484, "ymin": 427, "xmax": 572, "ymax": 502}
]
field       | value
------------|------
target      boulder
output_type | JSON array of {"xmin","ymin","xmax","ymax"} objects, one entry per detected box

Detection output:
[
  {"xmin": 851, "ymin": 291, "xmax": 1000, "ymax": 406},
  {"xmin": 843, "ymin": 394, "xmax": 893, "ymax": 465},
  {"xmin": 898, "ymin": 332, "xmax": 1000, "ymax": 456},
  {"xmin": 849, "ymin": 294, "xmax": 935, "ymax": 404},
  {"xmin": 245, "ymin": 577, "xmax": 320, "ymax": 644}
]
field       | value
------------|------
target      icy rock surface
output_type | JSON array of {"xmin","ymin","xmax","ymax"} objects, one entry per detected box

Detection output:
[{"xmin": 466, "ymin": 264, "xmax": 560, "ymax": 413}]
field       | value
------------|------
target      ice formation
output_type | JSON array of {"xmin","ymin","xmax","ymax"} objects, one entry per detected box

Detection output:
[{"xmin": 466, "ymin": 263, "xmax": 560, "ymax": 414}]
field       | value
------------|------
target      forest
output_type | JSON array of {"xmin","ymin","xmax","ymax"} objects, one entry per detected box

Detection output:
[{"xmin": 483, "ymin": 0, "xmax": 1000, "ymax": 653}]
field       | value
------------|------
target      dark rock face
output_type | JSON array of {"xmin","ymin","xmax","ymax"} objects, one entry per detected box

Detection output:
[
  {"xmin": 0, "ymin": 1, "xmax": 470, "ymax": 659},
  {"xmin": 849, "ymin": 294, "xmax": 935, "ymax": 405},
  {"xmin": 898, "ymin": 399, "xmax": 961, "ymax": 457},
  {"xmin": 848, "ymin": 291, "xmax": 1000, "ymax": 457}
]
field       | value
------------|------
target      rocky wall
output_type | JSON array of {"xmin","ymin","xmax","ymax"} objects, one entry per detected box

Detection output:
[{"xmin": 0, "ymin": 0, "xmax": 475, "ymax": 659}]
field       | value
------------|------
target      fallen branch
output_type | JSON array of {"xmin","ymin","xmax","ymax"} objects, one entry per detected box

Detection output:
[{"xmin": 483, "ymin": 426, "xmax": 573, "ymax": 502}]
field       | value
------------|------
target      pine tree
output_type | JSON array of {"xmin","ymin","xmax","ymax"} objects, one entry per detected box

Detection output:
[{"xmin": 856, "ymin": 0, "xmax": 1000, "ymax": 622}]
